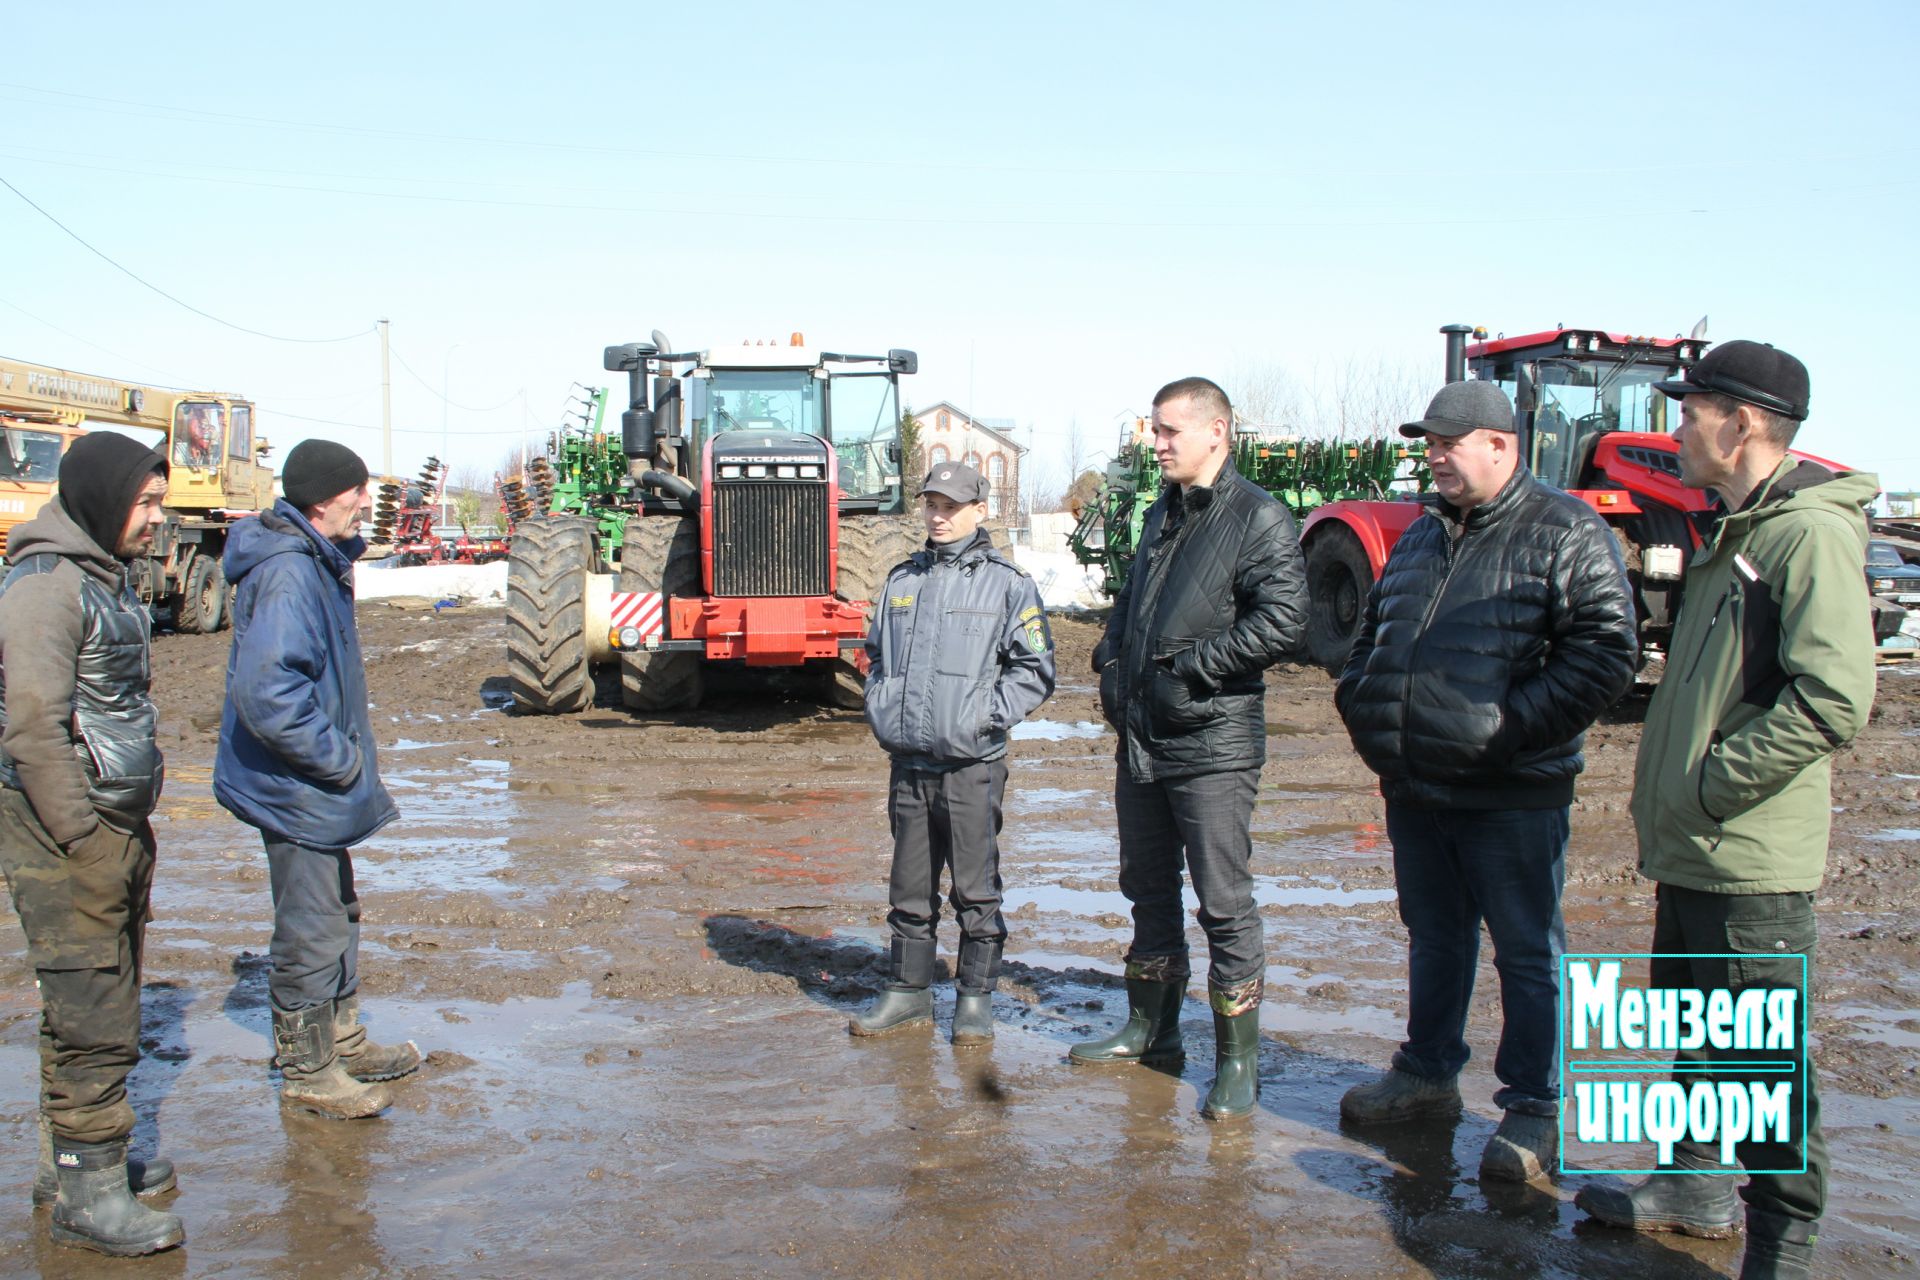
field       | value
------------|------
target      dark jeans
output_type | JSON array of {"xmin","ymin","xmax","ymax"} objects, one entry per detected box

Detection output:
[
  {"xmin": 1385, "ymin": 802, "xmax": 1568, "ymax": 1115},
  {"xmin": 0, "ymin": 790, "xmax": 155, "ymax": 1144},
  {"xmin": 1652, "ymin": 883, "xmax": 1825, "ymax": 1224},
  {"xmin": 1115, "ymin": 768, "xmax": 1263, "ymax": 987},
  {"xmin": 887, "ymin": 758, "xmax": 1007, "ymax": 945},
  {"xmin": 264, "ymin": 836, "xmax": 361, "ymax": 1012}
]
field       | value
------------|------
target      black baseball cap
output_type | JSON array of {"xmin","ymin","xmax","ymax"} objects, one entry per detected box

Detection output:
[
  {"xmin": 921, "ymin": 462, "xmax": 989, "ymax": 502},
  {"xmin": 1399, "ymin": 380, "xmax": 1517, "ymax": 439},
  {"xmin": 1652, "ymin": 340, "xmax": 1809, "ymax": 421}
]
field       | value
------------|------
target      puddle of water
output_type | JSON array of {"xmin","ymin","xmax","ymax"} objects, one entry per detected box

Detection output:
[
  {"xmin": 1827, "ymin": 1004, "xmax": 1920, "ymax": 1049},
  {"xmin": 1013, "ymin": 827, "xmax": 1116, "ymax": 857},
  {"xmin": 356, "ymin": 834, "xmax": 512, "ymax": 892},
  {"xmin": 1004, "ymin": 875, "xmax": 1395, "ymax": 919},
  {"xmin": 1867, "ymin": 828, "xmax": 1920, "ymax": 842},
  {"xmin": 1010, "ymin": 787, "xmax": 1099, "ymax": 813},
  {"xmin": 1011, "ymin": 720, "xmax": 1109, "ymax": 742}
]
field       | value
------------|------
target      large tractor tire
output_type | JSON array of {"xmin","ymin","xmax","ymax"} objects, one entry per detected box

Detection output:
[
  {"xmin": 1304, "ymin": 525, "xmax": 1373, "ymax": 674},
  {"xmin": 174, "ymin": 551, "xmax": 228, "ymax": 634},
  {"xmin": 617, "ymin": 515, "xmax": 705, "ymax": 712},
  {"xmin": 507, "ymin": 516, "xmax": 599, "ymax": 713},
  {"xmin": 828, "ymin": 514, "xmax": 925, "ymax": 709}
]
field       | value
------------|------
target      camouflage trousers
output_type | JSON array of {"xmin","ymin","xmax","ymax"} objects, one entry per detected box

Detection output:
[{"xmin": 0, "ymin": 788, "xmax": 154, "ymax": 1145}]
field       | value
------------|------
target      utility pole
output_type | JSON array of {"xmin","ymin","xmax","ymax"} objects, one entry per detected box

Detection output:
[{"xmin": 378, "ymin": 318, "xmax": 392, "ymax": 479}]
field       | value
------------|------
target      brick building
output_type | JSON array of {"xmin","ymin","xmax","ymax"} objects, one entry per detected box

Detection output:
[{"xmin": 913, "ymin": 401, "xmax": 1025, "ymax": 522}]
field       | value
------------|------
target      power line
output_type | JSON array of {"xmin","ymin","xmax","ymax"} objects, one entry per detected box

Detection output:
[
  {"xmin": 270, "ymin": 406, "xmax": 540, "ymax": 437},
  {"xmin": 386, "ymin": 345, "xmax": 526, "ymax": 412},
  {"xmin": 0, "ymin": 170, "xmax": 372, "ymax": 344}
]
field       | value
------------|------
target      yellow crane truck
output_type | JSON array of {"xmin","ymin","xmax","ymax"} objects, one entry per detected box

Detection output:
[{"xmin": 0, "ymin": 356, "xmax": 274, "ymax": 631}]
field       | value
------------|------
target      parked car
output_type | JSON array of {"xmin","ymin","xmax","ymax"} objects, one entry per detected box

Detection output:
[{"xmin": 1867, "ymin": 540, "xmax": 1920, "ymax": 606}]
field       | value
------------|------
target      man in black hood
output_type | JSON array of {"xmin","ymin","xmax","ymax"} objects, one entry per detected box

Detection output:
[{"xmin": 0, "ymin": 431, "xmax": 185, "ymax": 1256}]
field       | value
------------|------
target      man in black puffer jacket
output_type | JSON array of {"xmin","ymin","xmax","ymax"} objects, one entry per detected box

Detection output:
[
  {"xmin": 1334, "ymin": 379, "xmax": 1635, "ymax": 1183},
  {"xmin": 1069, "ymin": 377, "xmax": 1307, "ymax": 1122}
]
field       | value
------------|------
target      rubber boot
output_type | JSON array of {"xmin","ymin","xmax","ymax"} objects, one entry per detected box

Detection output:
[
  {"xmin": 1339, "ymin": 1067, "xmax": 1463, "ymax": 1125},
  {"xmin": 1200, "ymin": 978, "xmax": 1262, "ymax": 1120},
  {"xmin": 1480, "ymin": 1108, "xmax": 1559, "ymax": 1183},
  {"xmin": 1068, "ymin": 963, "xmax": 1187, "ymax": 1065},
  {"xmin": 951, "ymin": 937, "xmax": 1003, "ymax": 1047},
  {"xmin": 1739, "ymin": 1209, "xmax": 1816, "ymax": 1280},
  {"xmin": 1574, "ymin": 1146, "xmax": 1742, "ymax": 1238},
  {"xmin": 33, "ymin": 1113, "xmax": 175, "ymax": 1208},
  {"xmin": 335, "ymin": 993, "xmax": 422, "ymax": 1082},
  {"xmin": 47, "ymin": 1138, "xmax": 184, "ymax": 1257},
  {"xmin": 850, "ymin": 938, "xmax": 935, "ymax": 1037},
  {"xmin": 274, "ymin": 1002, "xmax": 392, "ymax": 1120}
]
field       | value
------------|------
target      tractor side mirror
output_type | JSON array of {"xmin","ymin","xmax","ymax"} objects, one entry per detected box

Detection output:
[
  {"xmin": 886, "ymin": 442, "xmax": 901, "ymax": 464},
  {"xmin": 688, "ymin": 378, "xmax": 710, "ymax": 424},
  {"xmin": 1514, "ymin": 368, "xmax": 1538, "ymax": 415},
  {"xmin": 887, "ymin": 349, "xmax": 918, "ymax": 376}
]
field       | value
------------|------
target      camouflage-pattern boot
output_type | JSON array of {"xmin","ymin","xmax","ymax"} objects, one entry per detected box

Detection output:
[
  {"xmin": 274, "ymin": 1002, "xmax": 391, "ymax": 1120},
  {"xmin": 33, "ymin": 1113, "xmax": 175, "ymax": 1208},
  {"xmin": 334, "ymin": 994, "xmax": 421, "ymax": 1082}
]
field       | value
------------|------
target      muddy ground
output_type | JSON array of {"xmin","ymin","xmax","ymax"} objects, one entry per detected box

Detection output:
[{"xmin": 1, "ymin": 606, "xmax": 1916, "ymax": 1278}]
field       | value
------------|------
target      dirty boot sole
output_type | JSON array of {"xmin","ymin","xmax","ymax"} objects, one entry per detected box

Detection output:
[
  {"xmin": 848, "ymin": 1011, "xmax": 932, "ymax": 1037},
  {"xmin": 280, "ymin": 1083, "xmax": 391, "ymax": 1120},
  {"xmin": 1574, "ymin": 1184, "xmax": 1742, "ymax": 1239},
  {"xmin": 50, "ymin": 1219, "xmax": 185, "ymax": 1257},
  {"xmin": 340, "ymin": 1042, "xmax": 423, "ymax": 1082}
]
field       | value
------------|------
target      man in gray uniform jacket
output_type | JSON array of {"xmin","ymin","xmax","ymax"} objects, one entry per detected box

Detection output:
[{"xmin": 853, "ymin": 462, "xmax": 1056, "ymax": 1045}]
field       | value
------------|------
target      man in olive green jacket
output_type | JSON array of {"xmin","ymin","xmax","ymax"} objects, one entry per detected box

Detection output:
[{"xmin": 1578, "ymin": 341, "xmax": 1875, "ymax": 1280}]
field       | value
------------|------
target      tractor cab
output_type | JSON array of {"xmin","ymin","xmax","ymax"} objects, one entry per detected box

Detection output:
[
  {"xmin": 1455, "ymin": 327, "xmax": 1705, "ymax": 493},
  {"xmin": 608, "ymin": 337, "xmax": 917, "ymax": 517}
]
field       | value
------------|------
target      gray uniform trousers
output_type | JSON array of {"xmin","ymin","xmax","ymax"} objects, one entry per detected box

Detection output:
[
  {"xmin": 886, "ymin": 757, "xmax": 1008, "ymax": 945},
  {"xmin": 263, "ymin": 835, "xmax": 361, "ymax": 1012}
]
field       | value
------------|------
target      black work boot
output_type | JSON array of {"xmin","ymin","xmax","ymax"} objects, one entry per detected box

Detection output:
[
  {"xmin": 33, "ymin": 1113, "xmax": 175, "ymax": 1208},
  {"xmin": 274, "ymin": 1002, "xmax": 392, "ymax": 1119},
  {"xmin": 1069, "ymin": 959, "xmax": 1187, "ymax": 1065},
  {"xmin": 1739, "ymin": 1209, "xmax": 1816, "ymax": 1279},
  {"xmin": 48, "ymin": 1138, "xmax": 184, "ymax": 1256},
  {"xmin": 850, "ymin": 938, "xmax": 936, "ymax": 1037},
  {"xmin": 951, "ymin": 937, "xmax": 1003, "ymax": 1048},
  {"xmin": 1200, "ymin": 977, "xmax": 1262, "ymax": 1120},
  {"xmin": 334, "ymin": 993, "xmax": 422, "ymax": 1082},
  {"xmin": 1574, "ymin": 1146, "xmax": 1742, "ymax": 1238}
]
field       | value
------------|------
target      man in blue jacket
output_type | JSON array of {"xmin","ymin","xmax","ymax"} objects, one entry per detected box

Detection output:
[{"xmin": 216, "ymin": 440, "xmax": 417, "ymax": 1120}]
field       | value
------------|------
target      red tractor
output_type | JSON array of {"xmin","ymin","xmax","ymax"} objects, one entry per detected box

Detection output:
[
  {"xmin": 1298, "ymin": 323, "xmax": 1866, "ymax": 671},
  {"xmin": 506, "ymin": 335, "xmax": 922, "ymax": 713}
]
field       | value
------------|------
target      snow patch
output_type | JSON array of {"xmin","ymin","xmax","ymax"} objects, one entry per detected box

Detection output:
[{"xmin": 355, "ymin": 561, "xmax": 509, "ymax": 606}]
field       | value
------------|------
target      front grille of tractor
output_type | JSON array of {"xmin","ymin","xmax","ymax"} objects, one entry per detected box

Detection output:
[{"xmin": 712, "ymin": 481, "xmax": 831, "ymax": 597}]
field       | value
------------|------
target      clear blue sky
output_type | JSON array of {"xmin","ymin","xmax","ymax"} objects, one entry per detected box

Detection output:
[{"xmin": 3, "ymin": 2, "xmax": 1916, "ymax": 493}]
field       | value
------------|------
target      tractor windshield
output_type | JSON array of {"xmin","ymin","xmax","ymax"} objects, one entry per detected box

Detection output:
[
  {"xmin": 828, "ymin": 372, "xmax": 902, "ymax": 506},
  {"xmin": 1498, "ymin": 359, "xmax": 1676, "ymax": 490},
  {"xmin": 704, "ymin": 371, "xmax": 823, "ymax": 439}
]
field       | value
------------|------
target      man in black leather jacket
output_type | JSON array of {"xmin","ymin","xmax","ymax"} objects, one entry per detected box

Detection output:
[
  {"xmin": 1069, "ymin": 377, "xmax": 1307, "ymax": 1121},
  {"xmin": 1334, "ymin": 379, "xmax": 1635, "ymax": 1183}
]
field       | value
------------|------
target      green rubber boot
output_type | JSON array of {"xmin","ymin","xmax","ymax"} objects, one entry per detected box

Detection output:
[
  {"xmin": 1069, "ymin": 962, "xmax": 1187, "ymax": 1066},
  {"xmin": 951, "ymin": 937, "xmax": 1002, "ymax": 1047},
  {"xmin": 850, "ymin": 938, "xmax": 936, "ymax": 1037},
  {"xmin": 1201, "ymin": 978, "xmax": 1262, "ymax": 1120},
  {"xmin": 1739, "ymin": 1209, "xmax": 1816, "ymax": 1280}
]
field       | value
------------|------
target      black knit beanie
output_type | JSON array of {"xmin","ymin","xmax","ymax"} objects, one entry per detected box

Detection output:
[
  {"xmin": 57, "ymin": 433, "xmax": 170, "ymax": 559},
  {"xmin": 282, "ymin": 439, "xmax": 369, "ymax": 510}
]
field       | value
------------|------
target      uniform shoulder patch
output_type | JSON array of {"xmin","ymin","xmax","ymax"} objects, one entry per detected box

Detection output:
[{"xmin": 1018, "ymin": 607, "xmax": 1050, "ymax": 654}]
